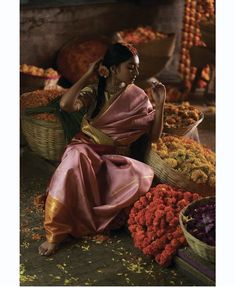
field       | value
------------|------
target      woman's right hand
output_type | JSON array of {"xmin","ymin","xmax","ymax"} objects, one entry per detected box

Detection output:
[{"xmin": 85, "ymin": 58, "xmax": 103, "ymax": 78}]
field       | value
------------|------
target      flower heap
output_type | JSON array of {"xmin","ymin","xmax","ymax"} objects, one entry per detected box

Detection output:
[
  {"xmin": 117, "ymin": 26, "xmax": 167, "ymax": 45},
  {"xmin": 179, "ymin": 0, "xmax": 215, "ymax": 90},
  {"xmin": 20, "ymin": 64, "xmax": 60, "ymax": 78},
  {"xmin": 164, "ymin": 102, "xmax": 201, "ymax": 129},
  {"xmin": 20, "ymin": 89, "xmax": 66, "ymax": 122},
  {"xmin": 152, "ymin": 136, "xmax": 215, "ymax": 188},
  {"xmin": 128, "ymin": 184, "xmax": 201, "ymax": 266},
  {"xmin": 57, "ymin": 40, "xmax": 108, "ymax": 83}
]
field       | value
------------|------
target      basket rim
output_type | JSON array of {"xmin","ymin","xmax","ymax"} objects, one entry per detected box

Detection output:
[
  {"xmin": 20, "ymin": 71, "xmax": 60, "ymax": 80},
  {"xmin": 145, "ymin": 148, "xmax": 215, "ymax": 196},
  {"xmin": 179, "ymin": 196, "xmax": 215, "ymax": 250},
  {"xmin": 164, "ymin": 112, "xmax": 204, "ymax": 134},
  {"xmin": 21, "ymin": 113, "xmax": 62, "ymax": 129}
]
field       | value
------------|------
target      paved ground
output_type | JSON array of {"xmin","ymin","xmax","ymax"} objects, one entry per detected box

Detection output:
[{"xmin": 20, "ymin": 105, "xmax": 215, "ymax": 286}]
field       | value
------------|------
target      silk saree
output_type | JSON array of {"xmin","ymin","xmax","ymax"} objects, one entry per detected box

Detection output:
[{"xmin": 44, "ymin": 84, "xmax": 155, "ymax": 243}]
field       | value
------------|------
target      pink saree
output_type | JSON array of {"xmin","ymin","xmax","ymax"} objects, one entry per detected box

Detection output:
[{"xmin": 44, "ymin": 84, "xmax": 155, "ymax": 243}]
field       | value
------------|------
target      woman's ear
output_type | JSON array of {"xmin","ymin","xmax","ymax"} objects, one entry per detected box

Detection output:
[{"xmin": 110, "ymin": 65, "xmax": 117, "ymax": 74}]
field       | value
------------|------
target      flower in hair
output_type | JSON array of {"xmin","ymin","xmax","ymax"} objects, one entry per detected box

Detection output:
[{"xmin": 98, "ymin": 64, "xmax": 110, "ymax": 78}]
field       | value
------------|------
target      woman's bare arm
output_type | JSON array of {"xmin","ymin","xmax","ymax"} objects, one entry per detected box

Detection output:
[
  {"xmin": 60, "ymin": 59, "xmax": 102, "ymax": 112},
  {"xmin": 149, "ymin": 82, "xmax": 166, "ymax": 142}
]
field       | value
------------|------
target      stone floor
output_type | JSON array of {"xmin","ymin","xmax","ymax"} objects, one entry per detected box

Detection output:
[{"xmin": 20, "ymin": 104, "xmax": 215, "ymax": 286}]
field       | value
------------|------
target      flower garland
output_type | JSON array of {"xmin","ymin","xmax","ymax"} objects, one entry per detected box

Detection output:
[{"xmin": 128, "ymin": 184, "xmax": 201, "ymax": 267}]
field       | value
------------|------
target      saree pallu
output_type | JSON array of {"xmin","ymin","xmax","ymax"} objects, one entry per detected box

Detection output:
[{"xmin": 44, "ymin": 84, "xmax": 155, "ymax": 243}]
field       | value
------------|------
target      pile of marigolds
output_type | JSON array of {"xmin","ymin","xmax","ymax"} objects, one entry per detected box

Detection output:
[
  {"xmin": 57, "ymin": 40, "xmax": 108, "ymax": 83},
  {"xmin": 20, "ymin": 89, "xmax": 66, "ymax": 122},
  {"xmin": 20, "ymin": 64, "xmax": 60, "ymax": 78},
  {"xmin": 164, "ymin": 102, "xmax": 201, "ymax": 129},
  {"xmin": 117, "ymin": 26, "xmax": 167, "ymax": 45},
  {"xmin": 152, "ymin": 135, "xmax": 215, "ymax": 188},
  {"xmin": 128, "ymin": 184, "xmax": 201, "ymax": 266}
]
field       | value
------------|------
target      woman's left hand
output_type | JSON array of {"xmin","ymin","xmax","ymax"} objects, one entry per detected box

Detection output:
[{"xmin": 151, "ymin": 80, "xmax": 166, "ymax": 106}]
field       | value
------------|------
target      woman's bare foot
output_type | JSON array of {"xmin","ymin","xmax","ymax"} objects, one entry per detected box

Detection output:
[{"xmin": 38, "ymin": 241, "xmax": 59, "ymax": 256}]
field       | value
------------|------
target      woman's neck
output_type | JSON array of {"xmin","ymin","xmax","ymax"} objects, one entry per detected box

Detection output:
[{"xmin": 105, "ymin": 77, "xmax": 126, "ymax": 95}]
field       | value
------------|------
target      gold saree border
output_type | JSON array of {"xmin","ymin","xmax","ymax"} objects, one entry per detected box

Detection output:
[
  {"xmin": 81, "ymin": 117, "xmax": 114, "ymax": 146},
  {"xmin": 44, "ymin": 195, "xmax": 71, "ymax": 243}
]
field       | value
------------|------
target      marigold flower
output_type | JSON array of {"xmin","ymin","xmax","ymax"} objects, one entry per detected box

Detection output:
[
  {"xmin": 128, "ymin": 183, "xmax": 201, "ymax": 266},
  {"xmin": 98, "ymin": 64, "xmax": 110, "ymax": 78}
]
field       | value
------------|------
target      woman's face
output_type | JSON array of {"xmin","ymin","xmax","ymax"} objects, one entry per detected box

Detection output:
[{"xmin": 114, "ymin": 55, "xmax": 140, "ymax": 85}]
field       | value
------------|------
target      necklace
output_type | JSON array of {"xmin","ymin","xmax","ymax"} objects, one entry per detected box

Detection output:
[{"xmin": 105, "ymin": 82, "xmax": 126, "ymax": 97}]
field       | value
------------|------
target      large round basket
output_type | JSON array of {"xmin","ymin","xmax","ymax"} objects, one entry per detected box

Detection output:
[
  {"xmin": 163, "ymin": 112, "xmax": 204, "ymax": 136},
  {"xmin": 144, "ymin": 149, "xmax": 215, "ymax": 197},
  {"xmin": 179, "ymin": 197, "xmax": 215, "ymax": 263},
  {"xmin": 135, "ymin": 34, "xmax": 176, "ymax": 88},
  {"xmin": 21, "ymin": 114, "xmax": 66, "ymax": 161}
]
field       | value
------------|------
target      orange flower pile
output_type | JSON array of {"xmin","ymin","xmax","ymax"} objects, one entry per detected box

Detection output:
[
  {"xmin": 20, "ymin": 89, "xmax": 67, "ymax": 122},
  {"xmin": 57, "ymin": 40, "xmax": 108, "ymax": 83},
  {"xmin": 20, "ymin": 64, "xmax": 60, "ymax": 78},
  {"xmin": 164, "ymin": 102, "xmax": 201, "ymax": 129},
  {"xmin": 117, "ymin": 26, "xmax": 167, "ymax": 45},
  {"xmin": 128, "ymin": 184, "xmax": 201, "ymax": 266},
  {"xmin": 179, "ymin": 0, "xmax": 215, "ymax": 90}
]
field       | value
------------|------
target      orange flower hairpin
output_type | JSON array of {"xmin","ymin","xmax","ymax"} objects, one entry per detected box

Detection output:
[{"xmin": 98, "ymin": 64, "xmax": 110, "ymax": 78}]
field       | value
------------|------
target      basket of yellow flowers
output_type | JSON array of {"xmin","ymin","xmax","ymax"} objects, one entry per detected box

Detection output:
[{"xmin": 145, "ymin": 135, "xmax": 215, "ymax": 196}]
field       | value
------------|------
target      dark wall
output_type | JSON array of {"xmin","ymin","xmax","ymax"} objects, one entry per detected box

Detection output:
[{"xmin": 20, "ymin": 0, "xmax": 184, "ymax": 81}]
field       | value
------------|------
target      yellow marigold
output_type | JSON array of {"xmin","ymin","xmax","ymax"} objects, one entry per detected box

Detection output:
[
  {"xmin": 164, "ymin": 158, "xmax": 178, "ymax": 168},
  {"xmin": 208, "ymin": 173, "xmax": 216, "ymax": 187},
  {"xmin": 190, "ymin": 169, "xmax": 208, "ymax": 184}
]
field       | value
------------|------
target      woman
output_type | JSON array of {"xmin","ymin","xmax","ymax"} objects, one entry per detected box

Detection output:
[{"xmin": 38, "ymin": 42, "xmax": 166, "ymax": 256}]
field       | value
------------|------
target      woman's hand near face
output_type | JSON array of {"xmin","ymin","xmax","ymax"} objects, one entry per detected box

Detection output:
[
  {"xmin": 85, "ymin": 58, "xmax": 103, "ymax": 78},
  {"xmin": 151, "ymin": 80, "xmax": 166, "ymax": 106},
  {"xmin": 149, "ymin": 80, "xmax": 166, "ymax": 142},
  {"xmin": 60, "ymin": 58, "xmax": 102, "ymax": 113}
]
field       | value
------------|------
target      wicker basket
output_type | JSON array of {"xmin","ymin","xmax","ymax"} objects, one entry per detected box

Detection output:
[
  {"xmin": 20, "ymin": 72, "xmax": 60, "ymax": 94},
  {"xmin": 135, "ymin": 34, "xmax": 176, "ymax": 85},
  {"xmin": 144, "ymin": 148, "xmax": 215, "ymax": 197},
  {"xmin": 179, "ymin": 197, "xmax": 215, "ymax": 263},
  {"xmin": 21, "ymin": 113, "xmax": 66, "ymax": 161},
  {"xmin": 113, "ymin": 32, "xmax": 176, "ymax": 88},
  {"xmin": 164, "ymin": 112, "xmax": 204, "ymax": 136}
]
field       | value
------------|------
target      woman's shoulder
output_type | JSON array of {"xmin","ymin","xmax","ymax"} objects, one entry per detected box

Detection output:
[
  {"xmin": 129, "ymin": 84, "xmax": 148, "ymax": 100},
  {"xmin": 130, "ymin": 84, "xmax": 146, "ymax": 95}
]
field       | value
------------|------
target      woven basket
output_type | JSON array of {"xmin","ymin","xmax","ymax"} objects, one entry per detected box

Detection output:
[
  {"xmin": 21, "ymin": 113, "xmax": 66, "ymax": 161},
  {"xmin": 113, "ymin": 32, "xmax": 176, "ymax": 88},
  {"xmin": 144, "ymin": 149, "xmax": 215, "ymax": 197},
  {"xmin": 164, "ymin": 112, "xmax": 204, "ymax": 136},
  {"xmin": 20, "ymin": 72, "xmax": 60, "ymax": 94},
  {"xmin": 135, "ymin": 34, "xmax": 176, "ymax": 83},
  {"xmin": 179, "ymin": 197, "xmax": 215, "ymax": 263}
]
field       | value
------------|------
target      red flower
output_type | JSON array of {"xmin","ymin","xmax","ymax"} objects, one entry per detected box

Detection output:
[{"xmin": 128, "ymin": 183, "xmax": 201, "ymax": 267}]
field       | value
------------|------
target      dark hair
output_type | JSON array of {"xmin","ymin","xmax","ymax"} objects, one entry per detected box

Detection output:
[{"xmin": 91, "ymin": 42, "xmax": 136, "ymax": 118}]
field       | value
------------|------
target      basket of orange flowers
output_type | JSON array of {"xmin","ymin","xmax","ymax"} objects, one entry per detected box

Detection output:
[
  {"xmin": 20, "ymin": 64, "xmax": 60, "ymax": 93},
  {"xmin": 20, "ymin": 89, "xmax": 84, "ymax": 161}
]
